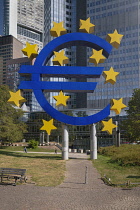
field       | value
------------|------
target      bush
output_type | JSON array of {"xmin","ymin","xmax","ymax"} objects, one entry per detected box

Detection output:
[
  {"xmin": 98, "ymin": 145, "xmax": 140, "ymax": 166},
  {"xmin": 28, "ymin": 139, "xmax": 38, "ymax": 149}
]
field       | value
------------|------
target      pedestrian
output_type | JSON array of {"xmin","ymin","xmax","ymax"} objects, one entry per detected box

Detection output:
[
  {"xmin": 55, "ymin": 148, "xmax": 57, "ymax": 154},
  {"xmin": 24, "ymin": 147, "xmax": 27, "ymax": 153}
]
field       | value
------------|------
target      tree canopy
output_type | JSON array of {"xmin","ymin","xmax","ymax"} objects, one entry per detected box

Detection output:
[
  {"xmin": 121, "ymin": 89, "xmax": 140, "ymax": 141},
  {"xmin": 0, "ymin": 85, "xmax": 27, "ymax": 143}
]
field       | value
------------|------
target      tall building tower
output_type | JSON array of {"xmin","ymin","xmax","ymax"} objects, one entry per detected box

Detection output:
[
  {"xmin": 87, "ymin": 0, "xmax": 140, "ymax": 111},
  {"xmin": 0, "ymin": 0, "xmax": 17, "ymax": 38},
  {"xmin": 0, "ymin": 0, "xmax": 44, "ymax": 50},
  {"xmin": 17, "ymin": 0, "xmax": 44, "ymax": 50},
  {"xmin": 44, "ymin": 0, "xmax": 75, "ymax": 109},
  {"xmin": 44, "ymin": 0, "xmax": 87, "ymax": 109}
]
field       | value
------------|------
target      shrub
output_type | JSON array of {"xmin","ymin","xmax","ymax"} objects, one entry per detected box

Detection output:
[
  {"xmin": 28, "ymin": 139, "xmax": 38, "ymax": 149},
  {"xmin": 98, "ymin": 145, "xmax": 140, "ymax": 166}
]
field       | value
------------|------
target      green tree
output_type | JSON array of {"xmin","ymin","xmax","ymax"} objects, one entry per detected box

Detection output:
[
  {"xmin": 28, "ymin": 139, "xmax": 38, "ymax": 149},
  {"xmin": 0, "ymin": 85, "xmax": 27, "ymax": 143},
  {"xmin": 121, "ymin": 89, "xmax": 140, "ymax": 141}
]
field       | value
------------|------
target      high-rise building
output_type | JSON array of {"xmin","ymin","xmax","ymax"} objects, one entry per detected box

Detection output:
[
  {"xmin": 0, "ymin": 0, "xmax": 17, "ymax": 38},
  {"xmin": 44, "ymin": 0, "xmax": 87, "ymax": 109},
  {"xmin": 0, "ymin": 35, "xmax": 23, "ymax": 84},
  {"xmin": 0, "ymin": 0, "xmax": 44, "ymax": 112},
  {"xmin": 17, "ymin": 0, "xmax": 44, "ymax": 50},
  {"xmin": 44, "ymin": 0, "xmax": 74, "ymax": 109},
  {"xmin": 86, "ymin": 0, "xmax": 140, "ymax": 111},
  {"xmin": 0, "ymin": 0, "xmax": 44, "ymax": 50}
]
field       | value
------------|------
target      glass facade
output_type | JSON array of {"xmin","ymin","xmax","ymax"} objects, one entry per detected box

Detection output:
[
  {"xmin": 87, "ymin": 0, "xmax": 140, "ymax": 110},
  {"xmin": 44, "ymin": 0, "xmax": 77, "ymax": 109},
  {"xmin": 43, "ymin": 0, "xmax": 88, "ymax": 110},
  {"xmin": 24, "ymin": 110, "xmax": 128, "ymax": 150}
]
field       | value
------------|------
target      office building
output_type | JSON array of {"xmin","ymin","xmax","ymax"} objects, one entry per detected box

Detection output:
[
  {"xmin": 6, "ymin": 57, "xmax": 30, "ymax": 91},
  {"xmin": 43, "ymin": 0, "xmax": 140, "ymax": 112},
  {"xmin": 44, "ymin": 0, "xmax": 74, "ymax": 109},
  {"xmin": 0, "ymin": 35, "xmax": 23, "ymax": 84},
  {"xmin": 0, "ymin": 0, "xmax": 44, "ymax": 50},
  {"xmin": 86, "ymin": 0, "xmax": 140, "ymax": 111},
  {"xmin": 6, "ymin": 57, "xmax": 43, "ymax": 112},
  {"xmin": 0, "ymin": 0, "xmax": 44, "ymax": 111},
  {"xmin": 44, "ymin": 0, "xmax": 87, "ymax": 109}
]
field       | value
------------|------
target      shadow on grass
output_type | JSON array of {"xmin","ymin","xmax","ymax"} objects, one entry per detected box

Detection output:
[
  {"xmin": 127, "ymin": 175, "xmax": 140, "ymax": 179},
  {"xmin": 0, "ymin": 182, "xmax": 14, "ymax": 186},
  {"xmin": 0, "ymin": 150, "xmax": 62, "ymax": 160}
]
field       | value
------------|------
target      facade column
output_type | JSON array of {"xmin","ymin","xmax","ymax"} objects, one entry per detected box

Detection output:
[
  {"xmin": 40, "ymin": 132, "xmax": 45, "ymax": 145},
  {"xmin": 62, "ymin": 124, "xmax": 69, "ymax": 160},
  {"xmin": 46, "ymin": 133, "xmax": 49, "ymax": 145},
  {"xmin": 42, "ymin": 132, "xmax": 44, "ymax": 145},
  {"xmin": 115, "ymin": 121, "xmax": 120, "ymax": 147},
  {"xmin": 90, "ymin": 124, "xmax": 97, "ymax": 160}
]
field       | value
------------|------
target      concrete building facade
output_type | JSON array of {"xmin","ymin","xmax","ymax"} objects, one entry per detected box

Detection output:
[
  {"xmin": 0, "ymin": 0, "xmax": 44, "ymax": 50},
  {"xmin": 6, "ymin": 57, "xmax": 43, "ymax": 112},
  {"xmin": 0, "ymin": 35, "xmax": 23, "ymax": 84},
  {"xmin": 0, "ymin": 0, "xmax": 44, "ymax": 111}
]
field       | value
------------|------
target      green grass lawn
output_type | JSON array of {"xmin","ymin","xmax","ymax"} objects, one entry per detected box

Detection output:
[
  {"xmin": 93, "ymin": 145, "xmax": 140, "ymax": 186},
  {"xmin": 1, "ymin": 145, "xmax": 140, "ymax": 187},
  {"xmin": 0, "ymin": 150, "xmax": 65, "ymax": 186},
  {"xmin": 0, "ymin": 146, "xmax": 55, "ymax": 152}
]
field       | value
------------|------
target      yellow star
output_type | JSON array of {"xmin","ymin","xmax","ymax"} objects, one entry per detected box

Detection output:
[
  {"xmin": 79, "ymin": 17, "xmax": 95, "ymax": 33},
  {"xmin": 53, "ymin": 91, "xmax": 70, "ymax": 107},
  {"xmin": 106, "ymin": 29, "xmax": 123, "ymax": 49},
  {"xmin": 22, "ymin": 42, "xmax": 38, "ymax": 60},
  {"xmin": 101, "ymin": 118, "xmax": 117, "ymax": 135},
  {"xmin": 52, "ymin": 50, "xmax": 69, "ymax": 66},
  {"xmin": 7, "ymin": 90, "xmax": 26, "ymax": 107},
  {"xmin": 40, "ymin": 119, "xmax": 57, "ymax": 135},
  {"xmin": 111, "ymin": 98, "xmax": 127, "ymax": 115},
  {"xmin": 103, "ymin": 67, "xmax": 119, "ymax": 85},
  {"xmin": 50, "ymin": 21, "xmax": 67, "ymax": 37},
  {"xmin": 89, "ymin": 49, "xmax": 106, "ymax": 66}
]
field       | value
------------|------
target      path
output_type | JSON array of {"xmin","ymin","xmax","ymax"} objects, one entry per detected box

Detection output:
[{"xmin": 0, "ymin": 153, "xmax": 140, "ymax": 210}]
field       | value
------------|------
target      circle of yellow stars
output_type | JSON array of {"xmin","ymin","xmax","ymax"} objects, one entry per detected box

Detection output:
[{"xmin": 7, "ymin": 18, "xmax": 126, "ymax": 135}]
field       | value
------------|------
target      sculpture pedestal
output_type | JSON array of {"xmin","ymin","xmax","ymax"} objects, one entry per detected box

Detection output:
[
  {"xmin": 90, "ymin": 124, "xmax": 97, "ymax": 160},
  {"xmin": 62, "ymin": 124, "xmax": 69, "ymax": 160}
]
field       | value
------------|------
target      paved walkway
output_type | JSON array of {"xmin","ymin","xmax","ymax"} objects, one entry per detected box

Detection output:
[{"xmin": 0, "ymin": 153, "xmax": 140, "ymax": 210}]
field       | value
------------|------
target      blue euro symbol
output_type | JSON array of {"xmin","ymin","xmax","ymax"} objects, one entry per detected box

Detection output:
[{"xmin": 19, "ymin": 32, "xmax": 113, "ymax": 126}]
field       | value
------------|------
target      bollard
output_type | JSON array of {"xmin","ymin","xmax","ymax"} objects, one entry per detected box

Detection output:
[{"xmin": 85, "ymin": 166, "xmax": 88, "ymax": 184}]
